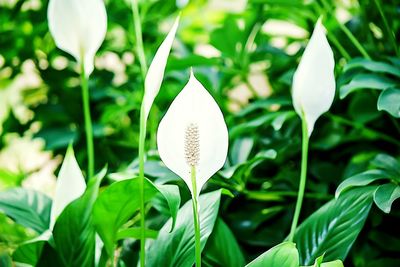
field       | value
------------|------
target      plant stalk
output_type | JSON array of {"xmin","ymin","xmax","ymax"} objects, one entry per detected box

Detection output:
[
  {"xmin": 191, "ymin": 166, "xmax": 201, "ymax": 267},
  {"xmin": 131, "ymin": 0, "xmax": 148, "ymax": 80},
  {"xmin": 80, "ymin": 61, "xmax": 94, "ymax": 179},
  {"xmin": 138, "ymin": 102, "xmax": 147, "ymax": 267},
  {"xmin": 288, "ymin": 118, "xmax": 309, "ymax": 242}
]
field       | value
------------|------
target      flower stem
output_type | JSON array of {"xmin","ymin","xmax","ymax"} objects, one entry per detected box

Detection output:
[
  {"xmin": 80, "ymin": 62, "xmax": 94, "ymax": 179},
  {"xmin": 138, "ymin": 102, "xmax": 147, "ymax": 267},
  {"xmin": 131, "ymin": 0, "xmax": 148, "ymax": 80},
  {"xmin": 373, "ymin": 0, "xmax": 399, "ymax": 57},
  {"xmin": 319, "ymin": 0, "xmax": 371, "ymax": 59},
  {"xmin": 288, "ymin": 118, "xmax": 309, "ymax": 242},
  {"xmin": 191, "ymin": 166, "xmax": 201, "ymax": 267}
]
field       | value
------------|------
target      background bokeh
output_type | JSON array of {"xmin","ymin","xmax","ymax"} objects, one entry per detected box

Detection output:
[{"xmin": 1, "ymin": 0, "xmax": 400, "ymax": 266}]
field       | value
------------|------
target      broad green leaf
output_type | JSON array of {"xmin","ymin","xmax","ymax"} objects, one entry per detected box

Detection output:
[
  {"xmin": 373, "ymin": 183, "xmax": 400, "ymax": 213},
  {"xmin": 0, "ymin": 253, "xmax": 12, "ymax": 267},
  {"xmin": 343, "ymin": 58, "xmax": 400, "ymax": 78},
  {"xmin": 12, "ymin": 231, "xmax": 52, "ymax": 266},
  {"xmin": 301, "ymin": 254, "xmax": 344, "ymax": 267},
  {"xmin": 92, "ymin": 178, "xmax": 158, "ymax": 256},
  {"xmin": 339, "ymin": 74, "xmax": 396, "ymax": 99},
  {"xmin": 52, "ymin": 169, "xmax": 105, "ymax": 267},
  {"xmin": 203, "ymin": 219, "xmax": 245, "ymax": 267},
  {"xmin": 320, "ymin": 260, "xmax": 344, "ymax": 267},
  {"xmin": 335, "ymin": 169, "xmax": 389, "ymax": 198},
  {"xmin": 370, "ymin": 153, "xmax": 400, "ymax": 179},
  {"xmin": 245, "ymin": 241, "xmax": 299, "ymax": 267},
  {"xmin": 294, "ymin": 187, "xmax": 374, "ymax": 265},
  {"xmin": 116, "ymin": 227, "xmax": 158, "ymax": 240},
  {"xmin": 146, "ymin": 190, "xmax": 222, "ymax": 267},
  {"xmin": 377, "ymin": 88, "xmax": 400, "ymax": 118},
  {"xmin": 152, "ymin": 183, "xmax": 181, "ymax": 231},
  {"xmin": 0, "ymin": 188, "xmax": 51, "ymax": 233}
]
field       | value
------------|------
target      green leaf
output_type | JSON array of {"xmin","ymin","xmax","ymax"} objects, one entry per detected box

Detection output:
[
  {"xmin": 152, "ymin": 183, "xmax": 181, "ymax": 231},
  {"xmin": 146, "ymin": 190, "xmax": 222, "ymax": 267},
  {"xmin": 343, "ymin": 58, "xmax": 400, "ymax": 78},
  {"xmin": 339, "ymin": 74, "xmax": 396, "ymax": 99},
  {"xmin": 373, "ymin": 183, "xmax": 400, "ymax": 213},
  {"xmin": 52, "ymin": 169, "xmax": 105, "ymax": 267},
  {"xmin": 203, "ymin": 219, "xmax": 245, "ymax": 267},
  {"xmin": 294, "ymin": 187, "xmax": 374, "ymax": 265},
  {"xmin": 0, "ymin": 188, "xmax": 51, "ymax": 233},
  {"xmin": 92, "ymin": 178, "xmax": 158, "ymax": 256},
  {"xmin": 377, "ymin": 88, "xmax": 400, "ymax": 118},
  {"xmin": 245, "ymin": 241, "xmax": 299, "ymax": 267},
  {"xmin": 370, "ymin": 153, "xmax": 400, "ymax": 179},
  {"xmin": 116, "ymin": 227, "xmax": 158, "ymax": 240},
  {"xmin": 12, "ymin": 231, "xmax": 51, "ymax": 266},
  {"xmin": 320, "ymin": 260, "xmax": 344, "ymax": 267},
  {"xmin": 335, "ymin": 169, "xmax": 389, "ymax": 198}
]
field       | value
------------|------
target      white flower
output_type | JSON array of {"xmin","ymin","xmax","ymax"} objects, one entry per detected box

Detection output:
[
  {"xmin": 292, "ymin": 18, "xmax": 335, "ymax": 136},
  {"xmin": 143, "ymin": 16, "xmax": 180, "ymax": 119},
  {"xmin": 50, "ymin": 146, "xmax": 86, "ymax": 229},
  {"xmin": 47, "ymin": 0, "xmax": 107, "ymax": 76},
  {"xmin": 157, "ymin": 70, "xmax": 229, "ymax": 197}
]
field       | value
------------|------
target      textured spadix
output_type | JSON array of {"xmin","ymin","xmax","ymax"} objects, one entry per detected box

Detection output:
[
  {"xmin": 292, "ymin": 18, "xmax": 335, "ymax": 136},
  {"xmin": 143, "ymin": 16, "xmax": 180, "ymax": 119},
  {"xmin": 157, "ymin": 71, "xmax": 228, "ymax": 197},
  {"xmin": 50, "ymin": 146, "xmax": 86, "ymax": 229},
  {"xmin": 47, "ymin": 0, "xmax": 107, "ymax": 76}
]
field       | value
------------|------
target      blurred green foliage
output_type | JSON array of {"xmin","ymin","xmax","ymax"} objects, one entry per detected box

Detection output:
[{"xmin": 1, "ymin": 0, "xmax": 400, "ymax": 266}]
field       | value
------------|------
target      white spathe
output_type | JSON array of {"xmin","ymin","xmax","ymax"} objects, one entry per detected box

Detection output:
[
  {"xmin": 292, "ymin": 18, "xmax": 335, "ymax": 137},
  {"xmin": 50, "ymin": 146, "xmax": 86, "ymax": 229},
  {"xmin": 157, "ymin": 71, "xmax": 229, "ymax": 197},
  {"xmin": 47, "ymin": 0, "xmax": 107, "ymax": 76},
  {"xmin": 143, "ymin": 16, "xmax": 180, "ymax": 120}
]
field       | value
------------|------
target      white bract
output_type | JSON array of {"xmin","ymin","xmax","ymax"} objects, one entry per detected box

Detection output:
[
  {"xmin": 143, "ymin": 16, "xmax": 180, "ymax": 119},
  {"xmin": 47, "ymin": 0, "xmax": 107, "ymax": 76},
  {"xmin": 50, "ymin": 147, "xmax": 86, "ymax": 229},
  {"xmin": 292, "ymin": 18, "xmax": 335, "ymax": 136},
  {"xmin": 157, "ymin": 71, "xmax": 229, "ymax": 197}
]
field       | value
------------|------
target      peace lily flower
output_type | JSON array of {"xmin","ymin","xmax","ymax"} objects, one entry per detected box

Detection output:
[
  {"xmin": 291, "ymin": 18, "xmax": 335, "ymax": 137},
  {"xmin": 288, "ymin": 18, "xmax": 335, "ymax": 242},
  {"xmin": 142, "ymin": 16, "xmax": 180, "ymax": 119},
  {"xmin": 157, "ymin": 70, "xmax": 228, "ymax": 266},
  {"xmin": 50, "ymin": 146, "xmax": 86, "ymax": 229},
  {"xmin": 157, "ymin": 70, "xmax": 229, "ymax": 197},
  {"xmin": 47, "ymin": 0, "xmax": 107, "ymax": 77}
]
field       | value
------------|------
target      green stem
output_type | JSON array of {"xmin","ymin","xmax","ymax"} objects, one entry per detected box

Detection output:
[
  {"xmin": 131, "ymin": 0, "xmax": 148, "ymax": 80},
  {"xmin": 80, "ymin": 62, "xmax": 94, "ymax": 179},
  {"xmin": 138, "ymin": 102, "xmax": 147, "ymax": 267},
  {"xmin": 191, "ymin": 166, "xmax": 201, "ymax": 267},
  {"xmin": 288, "ymin": 118, "xmax": 309, "ymax": 242},
  {"xmin": 373, "ymin": 0, "xmax": 399, "ymax": 57},
  {"xmin": 328, "ymin": 114, "xmax": 400, "ymax": 147},
  {"xmin": 320, "ymin": 0, "xmax": 371, "ymax": 59}
]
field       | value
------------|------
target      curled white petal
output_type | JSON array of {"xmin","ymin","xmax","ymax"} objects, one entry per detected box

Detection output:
[
  {"xmin": 50, "ymin": 146, "xmax": 86, "ymax": 229},
  {"xmin": 47, "ymin": 0, "xmax": 107, "ymax": 76},
  {"xmin": 157, "ymin": 71, "xmax": 228, "ymax": 197},
  {"xmin": 292, "ymin": 18, "xmax": 335, "ymax": 136},
  {"xmin": 143, "ymin": 16, "xmax": 180, "ymax": 119}
]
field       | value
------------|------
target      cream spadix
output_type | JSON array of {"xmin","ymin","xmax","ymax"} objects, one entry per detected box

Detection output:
[
  {"xmin": 157, "ymin": 71, "xmax": 228, "ymax": 197},
  {"xmin": 47, "ymin": 0, "xmax": 107, "ymax": 76},
  {"xmin": 292, "ymin": 18, "xmax": 335, "ymax": 136},
  {"xmin": 143, "ymin": 16, "xmax": 180, "ymax": 120},
  {"xmin": 50, "ymin": 146, "xmax": 86, "ymax": 229}
]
